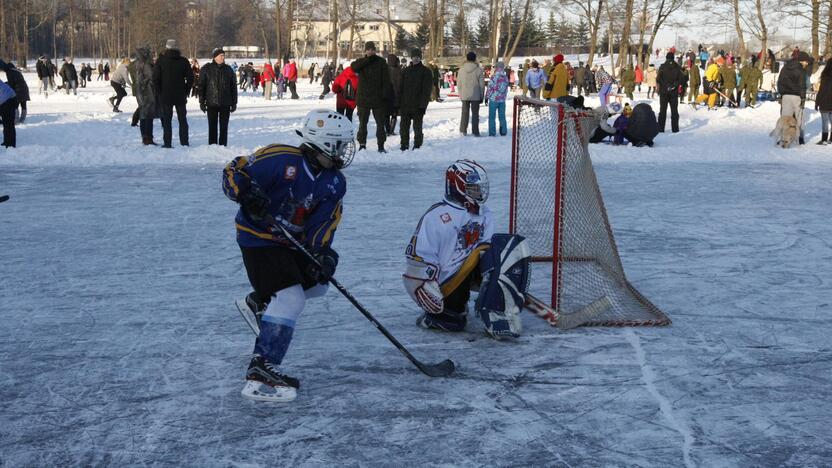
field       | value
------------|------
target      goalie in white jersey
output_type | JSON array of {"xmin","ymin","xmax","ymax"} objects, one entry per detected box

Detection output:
[{"xmin": 404, "ymin": 160, "xmax": 532, "ymax": 339}]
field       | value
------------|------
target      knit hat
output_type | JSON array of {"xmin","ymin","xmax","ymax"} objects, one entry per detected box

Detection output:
[
  {"xmin": 410, "ymin": 48, "xmax": 422, "ymax": 58},
  {"xmin": 496, "ymin": 61, "xmax": 505, "ymax": 70},
  {"xmin": 554, "ymin": 54, "xmax": 564, "ymax": 64},
  {"xmin": 716, "ymin": 56, "xmax": 725, "ymax": 65},
  {"xmin": 466, "ymin": 51, "xmax": 477, "ymax": 61},
  {"xmin": 666, "ymin": 52, "xmax": 674, "ymax": 61},
  {"xmin": 212, "ymin": 47, "xmax": 225, "ymax": 58},
  {"xmin": 365, "ymin": 41, "xmax": 376, "ymax": 52},
  {"xmin": 165, "ymin": 39, "xmax": 177, "ymax": 49},
  {"xmin": 623, "ymin": 103, "xmax": 633, "ymax": 115}
]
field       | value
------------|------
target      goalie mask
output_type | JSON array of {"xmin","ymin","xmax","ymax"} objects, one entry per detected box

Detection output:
[
  {"xmin": 296, "ymin": 109, "xmax": 356, "ymax": 169},
  {"xmin": 445, "ymin": 159, "xmax": 489, "ymax": 214},
  {"xmin": 475, "ymin": 234, "xmax": 531, "ymax": 340}
]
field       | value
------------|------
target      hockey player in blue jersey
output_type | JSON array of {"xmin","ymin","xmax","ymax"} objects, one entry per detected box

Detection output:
[
  {"xmin": 403, "ymin": 160, "xmax": 532, "ymax": 340},
  {"xmin": 222, "ymin": 109, "xmax": 355, "ymax": 402}
]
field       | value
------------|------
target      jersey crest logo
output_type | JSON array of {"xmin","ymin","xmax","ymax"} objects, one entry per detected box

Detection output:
[
  {"xmin": 285, "ymin": 165, "xmax": 297, "ymax": 180},
  {"xmin": 440, "ymin": 213, "xmax": 452, "ymax": 223},
  {"xmin": 457, "ymin": 220, "xmax": 483, "ymax": 248}
]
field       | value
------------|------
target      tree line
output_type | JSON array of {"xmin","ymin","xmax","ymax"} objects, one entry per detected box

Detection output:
[{"xmin": 0, "ymin": 0, "xmax": 828, "ymax": 70}]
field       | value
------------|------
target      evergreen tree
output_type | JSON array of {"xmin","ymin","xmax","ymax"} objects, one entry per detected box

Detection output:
[
  {"xmin": 474, "ymin": 14, "xmax": 490, "ymax": 49},
  {"xmin": 415, "ymin": 9, "xmax": 431, "ymax": 49},
  {"xmin": 450, "ymin": 12, "xmax": 473, "ymax": 49},
  {"xmin": 575, "ymin": 19, "xmax": 589, "ymax": 51},
  {"xmin": 546, "ymin": 12, "xmax": 557, "ymax": 48}
]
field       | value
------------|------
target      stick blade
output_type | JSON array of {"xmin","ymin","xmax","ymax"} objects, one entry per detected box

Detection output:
[
  {"xmin": 0, "ymin": 195, "xmax": 9, "ymax": 203},
  {"xmin": 418, "ymin": 359, "xmax": 456, "ymax": 377}
]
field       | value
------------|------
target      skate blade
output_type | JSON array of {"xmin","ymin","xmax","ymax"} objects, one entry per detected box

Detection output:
[
  {"xmin": 241, "ymin": 380, "xmax": 296, "ymax": 402},
  {"xmin": 235, "ymin": 299, "xmax": 260, "ymax": 335}
]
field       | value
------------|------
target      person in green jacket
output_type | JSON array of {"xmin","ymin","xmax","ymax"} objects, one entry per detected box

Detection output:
[
  {"xmin": 688, "ymin": 61, "xmax": 701, "ymax": 103},
  {"xmin": 621, "ymin": 64, "xmax": 635, "ymax": 99},
  {"xmin": 520, "ymin": 59, "xmax": 530, "ymax": 97},
  {"xmin": 741, "ymin": 56, "xmax": 764, "ymax": 107},
  {"xmin": 720, "ymin": 62, "xmax": 738, "ymax": 107}
]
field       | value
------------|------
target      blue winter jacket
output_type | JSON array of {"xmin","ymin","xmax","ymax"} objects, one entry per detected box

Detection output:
[
  {"xmin": 0, "ymin": 80, "xmax": 16, "ymax": 105},
  {"xmin": 222, "ymin": 144, "xmax": 346, "ymax": 249},
  {"xmin": 525, "ymin": 68, "xmax": 546, "ymax": 90}
]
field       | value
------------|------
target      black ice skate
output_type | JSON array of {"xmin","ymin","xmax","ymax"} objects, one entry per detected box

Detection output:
[
  {"xmin": 241, "ymin": 355, "xmax": 299, "ymax": 402},
  {"xmin": 235, "ymin": 293, "xmax": 264, "ymax": 335}
]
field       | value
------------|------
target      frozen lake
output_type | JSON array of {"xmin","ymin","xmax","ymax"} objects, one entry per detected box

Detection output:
[{"xmin": 1, "ymin": 74, "xmax": 831, "ymax": 466}]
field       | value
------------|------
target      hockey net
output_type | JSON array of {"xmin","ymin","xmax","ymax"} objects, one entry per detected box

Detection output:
[{"xmin": 509, "ymin": 96, "xmax": 670, "ymax": 327}]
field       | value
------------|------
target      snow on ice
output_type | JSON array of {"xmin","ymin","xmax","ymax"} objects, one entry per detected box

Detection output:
[{"xmin": 0, "ymin": 65, "xmax": 831, "ymax": 466}]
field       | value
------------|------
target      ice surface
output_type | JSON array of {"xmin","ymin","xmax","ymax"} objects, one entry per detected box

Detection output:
[{"xmin": 1, "ymin": 72, "xmax": 831, "ymax": 466}]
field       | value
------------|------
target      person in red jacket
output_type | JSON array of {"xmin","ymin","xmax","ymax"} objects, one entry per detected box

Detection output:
[
  {"xmin": 283, "ymin": 58, "xmax": 299, "ymax": 99},
  {"xmin": 330, "ymin": 65, "xmax": 358, "ymax": 121},
  {"xmin": 260, "ymin": 61, "xmax": 275, "ymax": 100}
]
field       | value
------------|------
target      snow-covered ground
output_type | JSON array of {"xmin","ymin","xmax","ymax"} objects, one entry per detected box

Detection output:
[{"xmin": 1, "ymin": 73, "xmax": 831, "ymax": 466}]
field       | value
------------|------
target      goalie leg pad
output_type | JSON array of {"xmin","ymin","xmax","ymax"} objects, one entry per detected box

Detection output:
[{"xmin": 475, "ymin": 234, "xmax": 531, "ymax": 339}]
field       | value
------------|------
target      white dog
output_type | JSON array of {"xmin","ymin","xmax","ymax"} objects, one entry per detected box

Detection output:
[{"xmin": 770, "ymin": 115, "xmax": 799, "ymax": 148}]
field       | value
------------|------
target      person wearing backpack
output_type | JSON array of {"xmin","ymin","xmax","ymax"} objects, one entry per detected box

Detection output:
[
  {"xmin": 656, "ymin": 52, "xmax": 685, "ymax": 133},
  {"xmin": 331, "ymin": 65, "xmax": 359, "ymax": 121}
]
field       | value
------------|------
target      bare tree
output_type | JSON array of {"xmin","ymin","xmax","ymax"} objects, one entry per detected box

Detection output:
[
  {"xmin": 561, "ymin": 0, "xmax": 604, "ymax": 67},
  {"xmin": 639, "ymin": 0, "xmax": 687, "ymax": 70}
]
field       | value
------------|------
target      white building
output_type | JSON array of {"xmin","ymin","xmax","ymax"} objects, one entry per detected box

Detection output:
[{"xmin": 290, "ymin": 0, "xmax": 420, "ymax": 59}]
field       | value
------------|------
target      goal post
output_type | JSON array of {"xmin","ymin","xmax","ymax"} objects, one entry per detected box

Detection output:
[{"xmin": 509, "ymin": 96, "xmax": 670, "ymax": 327}]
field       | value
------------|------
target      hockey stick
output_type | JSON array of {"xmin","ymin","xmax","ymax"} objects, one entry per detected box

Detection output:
[
  {"xmin": 711, "ymin": 87, "xmax": 738, "ymax": 108},
  {"xmin": 0, "ymin": 195, "xmax": 8, "ymax": 203},
  {"xmin": 524, "ymin": 293, "xmax": 611, "ymax": 330},
  {"xmin": 262, "ymin": 214, "xmax": 455, "ymax": 378}
]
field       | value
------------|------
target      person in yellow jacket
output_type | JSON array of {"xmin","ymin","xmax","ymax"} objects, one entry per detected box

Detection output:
[
  {"xmin": 694, "ymin": 57, "xmax": 723, "ymax": 110},
  {"xmin": 542, "ymin": 54, "xmax": 568, "ymax": 100}
]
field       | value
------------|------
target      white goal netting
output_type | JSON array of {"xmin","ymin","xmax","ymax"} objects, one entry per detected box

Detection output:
[{"xmin": 509, "ymin": 97, "xmax": 670, "ymax": 327}]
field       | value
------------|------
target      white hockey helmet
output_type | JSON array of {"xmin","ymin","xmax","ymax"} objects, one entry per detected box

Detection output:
[
  {"xmin": 296, "ymin": 109, "xmax": 356, "ymax": 169},
  {"xmin": 445, "ymin": 159, "xmax": 489, "ymax": 214},
  {"xmin": 606, "ymin": 102, "xmax": 623, "ymax": 115}
]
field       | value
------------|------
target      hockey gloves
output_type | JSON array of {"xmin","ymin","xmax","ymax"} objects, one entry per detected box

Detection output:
[
  {"xmin": 414, "ymin": 280, "xmax": 444, "ymax": 315},
  {"xmin": 306, "ymin": 246, "xmax": 339, "ymax": 284},
  {"xmin": 240, "ymin": 183, "xmax": 271, "ymax": 221}
]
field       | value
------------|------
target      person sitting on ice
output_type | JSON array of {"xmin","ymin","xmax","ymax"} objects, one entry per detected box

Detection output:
[
  {"xmin": 589, "ymin": 102, "xmax": 622, "ymax": 143},
  {"xmin": 403, "ymin": 160, "xmax": 532, "ymax": 340},
  {"xmin": 612, "ymin": 103, "xmax": 632, "ymax": 145}
]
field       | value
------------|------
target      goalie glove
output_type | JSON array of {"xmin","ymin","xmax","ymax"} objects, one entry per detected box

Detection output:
[
  {"xmin": 403, "ymin": 259, "xmax": 444, "ymax": 315},
  {"xmin": 415, "ymin": 280, "xmax": 444, "ymax": 315}
]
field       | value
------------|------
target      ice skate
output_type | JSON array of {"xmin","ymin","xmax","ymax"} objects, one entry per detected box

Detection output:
[
  {"xmin": 241, "ymin": 355, "xmax": 299, "ymax": 402},
  {"xmin": 235, "ymin": 293, "xmax": 263, "ymax": 335}
]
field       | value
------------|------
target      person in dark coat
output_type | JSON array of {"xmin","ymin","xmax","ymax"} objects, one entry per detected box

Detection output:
[
  {"xmin": 656, "ymin": 52, "xmax": 685, "ymax": 133},
  {"xmin": 319, "ymin": 62, "xmax": 334, "ymax": 100},
  {"xmin": 777, "ymin": 52, "xmax": 811, "ymax": 145},
  {"xmin": 386, "ymin": 54, "xmax": 402, "ymax": 136},
  {"xmin": 153, "ymin": 39, "xmax": 194, "ymax": 147},
  {"xmin": 397, "ymin": 48, "xmax": 433, "ymax": 151},
  {"xmin": 814, "ymin": 60, "xmax": 832, "ymax": 145},
  {"xmin": 135, "ymin": 48, "xmax": 159, "ymax": 145},
  {"xmin": 36, "ymin": 56, "xmax": 50, "ymax": 96},
  {"xmin": 350, "ymin": 41, "xmax": 392, "ymax": 152},
  {"xmin": 0, "ymin": 61, "xmax": 30, "ymax": 124},
  {"xmin": 199, "ymin": 48, "xmax": 238, "ymax": 146},
  {"xmin": 0, "ymin": 78, "xmax": 17, "ymax": 147},
  {"xmin": 59, "ymin": 58, "xmax": 78, "ymax": 95},
  {"xmin": 625, "ymin": 103, "xmax": 659, "ymax": 147}
]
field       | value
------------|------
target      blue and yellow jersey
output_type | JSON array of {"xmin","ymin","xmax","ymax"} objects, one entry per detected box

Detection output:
[{"xmin": 222, "ymin": 144, "xmax": 346, "ymax": 249}]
